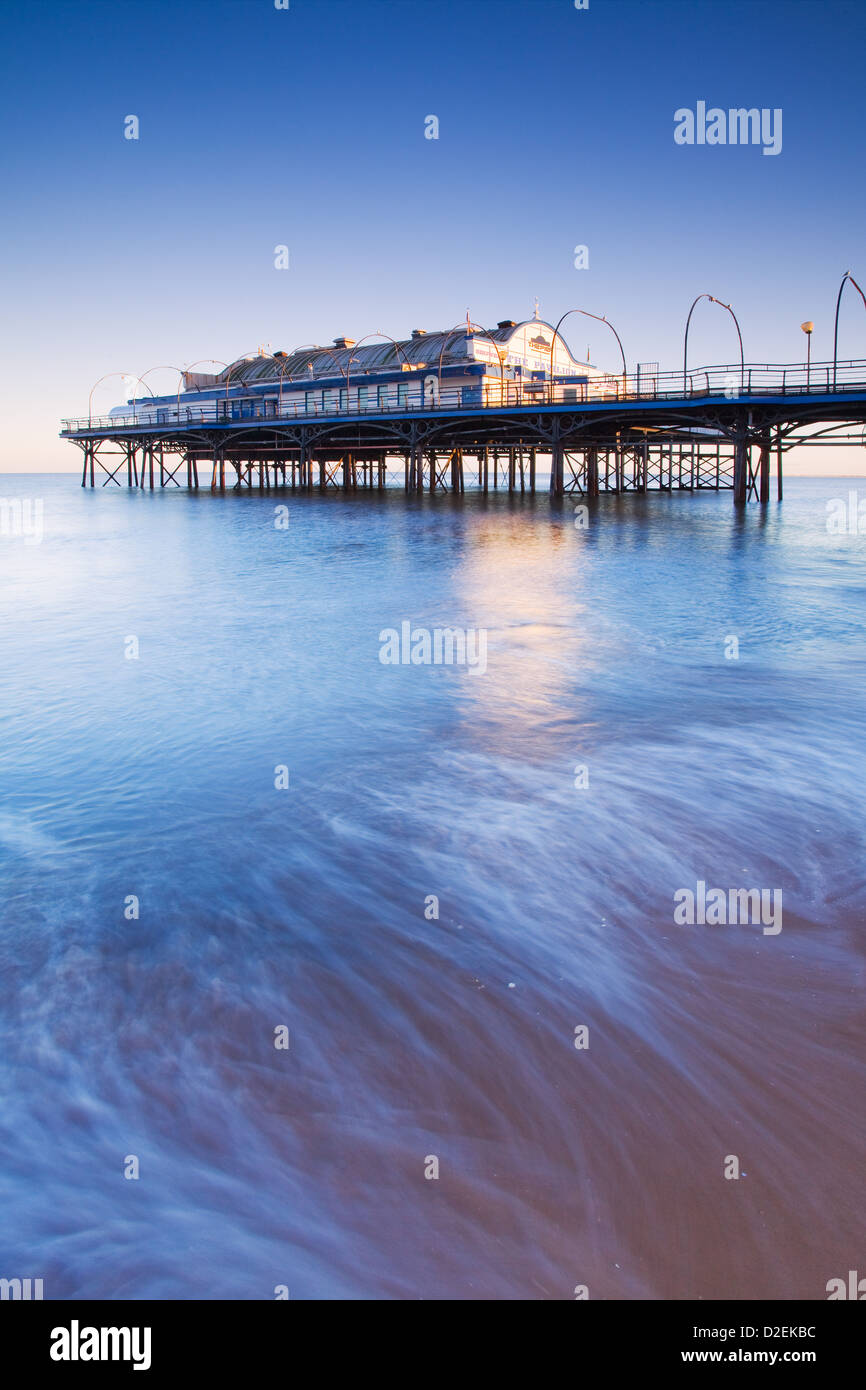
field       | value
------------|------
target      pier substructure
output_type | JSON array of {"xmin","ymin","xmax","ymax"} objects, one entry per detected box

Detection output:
[
  {"xmin": 75, "ymin": 370, "xmax": 862, "ymax": 509},
  {"xmin": 76, "ymin": 433, "xmax": 742, "ymax": 499},
  {"xmin": 733, "ymin": 433, "xmax": 750, "ymax": 505}
]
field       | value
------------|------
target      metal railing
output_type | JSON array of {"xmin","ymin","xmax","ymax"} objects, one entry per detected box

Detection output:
[{"xmin": 61, "ymin": 358, "xmax": 866, "ymax": 434}]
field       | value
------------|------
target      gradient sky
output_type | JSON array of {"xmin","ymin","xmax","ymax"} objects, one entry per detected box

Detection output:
[{"xmin": 1, "ymin": 0, "xmax": 864, "ymax": 471}]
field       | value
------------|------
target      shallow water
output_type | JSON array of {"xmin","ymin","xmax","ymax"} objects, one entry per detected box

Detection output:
[{"xmin": 0, "ymin": 474, "xmax": 863, "ymax": 1299}]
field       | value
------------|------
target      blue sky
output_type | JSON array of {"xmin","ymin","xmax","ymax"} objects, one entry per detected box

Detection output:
[{"xmin": 1, "ymin": 0, "xmax": 864, "ymax": 470}]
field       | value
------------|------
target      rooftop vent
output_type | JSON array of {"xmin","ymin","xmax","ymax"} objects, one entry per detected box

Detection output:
[
  {"xmin": 333, "ymin": 336, "xmax": 356, "ymax": 349},
  {"xmin": 497, "ymin": 320, "xmax": 517, "ymax": 329},
  {"xmin": 411, "ymin": 328, "xmax": 427, "ymax": 338}
]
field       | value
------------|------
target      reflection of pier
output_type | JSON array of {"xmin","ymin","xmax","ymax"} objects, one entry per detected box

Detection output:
[{"xmin": 63, "ymin": 358, "xmax": 866, "ymax": 505}]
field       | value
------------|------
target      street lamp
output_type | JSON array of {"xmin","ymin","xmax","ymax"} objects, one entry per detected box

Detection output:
[
  {"xmin": 137, "ymin": 366, "xmax": 185, "ymax": 421},
  {"xmin": 88, "ymin": 372, "xmax": 152, "ymax": 427},
  {"xmin": 177, "ymin": 361, "xmax": 228, "ymax": 416},
  {"xmin": 345, "ymin": 332, "xmax": 411, "ymax": 402},
  {"xmin": 436, "ymin": 320, "xmax": 507, "ymax": 400},
  {"xmin": 549, "ymin": 309, "xmax": 627, "ymax": 397},
  {"xmin": 224, "ymin": 350, "xmax": 268, "ymax": 399},
  {"xmin": 274, "ymin": 347, "xmax": 325, "ymax": 412},
  {"xmin": 832, "ymin": 271, "xmax": 866, "ymax": 388},
  {"xmin": 800, "ymin": 322, "xmax": 814, "ymax": 386},
  {"xmin": 683, "ymin": 294, "xmax": 744, "ymax": 395}
]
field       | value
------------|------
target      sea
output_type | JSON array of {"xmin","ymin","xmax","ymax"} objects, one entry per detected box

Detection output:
[{"xmin": 0, "ymin": 473, "xmax": 863, "ymax": 1299}]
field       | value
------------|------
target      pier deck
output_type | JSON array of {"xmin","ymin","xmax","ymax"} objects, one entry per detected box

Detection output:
[{"xmin": 62, "ymin": 360, "xmax": 866, "ymax": 503}]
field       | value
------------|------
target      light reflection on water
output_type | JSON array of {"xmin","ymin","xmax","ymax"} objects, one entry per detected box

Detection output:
[{"xmin": 0, "ymin": 476, "xmax": 863, "ymax": 1299}]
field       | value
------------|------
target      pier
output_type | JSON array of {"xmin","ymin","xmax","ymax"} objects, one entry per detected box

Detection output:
[{"xmin": 62, "ymin": 322, "xmax": 866, "ymax": 505}]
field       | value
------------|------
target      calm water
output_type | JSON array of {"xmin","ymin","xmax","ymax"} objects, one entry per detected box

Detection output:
[{"xmin": 0, "ymin": 474, "xmax": 863, "ymax": 1300}]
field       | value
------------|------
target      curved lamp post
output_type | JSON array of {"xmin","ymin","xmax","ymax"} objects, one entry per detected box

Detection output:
[
  {"xmin": 281, "ymin": 344, "xmax": 327, "ymax": 375},
  {"xmin": 683, "ymin": 294, "xmax": 744, "ymax": 395},
  {"xmin": 436, "ymin": 320, "xmax": 507, "ymax": 402},
  {"xmin": 309, "ymin": 348, "xmax": 352, "ymax": 411},
  {"xmin": 136, "ymin": 366, "xmax": 185, "ymax": 421},
  {"xmin": 276, "ymin": 347, "xmax": 324, "ymax": 411},
  {"xmin": 88, "ymin": 372, "xmax": 153, "ymax": 427},
  {"xmin": 295, "ymin": 346, "xmax": 351, "ymax": 381},
  {"xmin": 176, "ymin": 360, "xmax": 228, "ymax": 417},
  {"xmin": 140, "ymin": 365, "xmax": 184, "ymax": 389},
  {"xmin": 274, "ymin": 345, "xmax": 352, "ymax": 413},
  {"xmin": 275, "ymin": 346, "xmax": 322, "ymax": 412},
  {"xmin": 276, "ymin": 354, "xmax": 302, "ymax": 412},
  {"xmin": 833, "ymin": 271, "xmax": 866, "ymax": 388},
  {"xmin": 314, "ymin": 347, "xmax": 353, "ymax": 381},
  {"xmin": 224, "ymin": 350, "xmax": 269, "ymax": 400},
  {"xmin": 549, "ymin": 309, "xmax": 627, "ymax": 397},
  {"xmin": 345, "ymin": 332, "xmax": 412, "ymax": 404}
]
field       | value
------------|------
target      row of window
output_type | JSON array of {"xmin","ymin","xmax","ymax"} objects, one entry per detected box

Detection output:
[
  {"xmin": 155, "ymin": 379, "xmax": 582, "ymax": 425},
  {"xmin": 315, "ymin": 383, "xmax": 410, "ymax": 410},
  {"xmin": 218, "ymin": 381, "xmax": 443, "ymax": 417}
]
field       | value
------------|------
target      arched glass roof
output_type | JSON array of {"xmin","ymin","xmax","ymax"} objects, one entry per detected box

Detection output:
[{"xmin": 211, "ymin": 321, "xmax": 578, "ymax": 386}]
